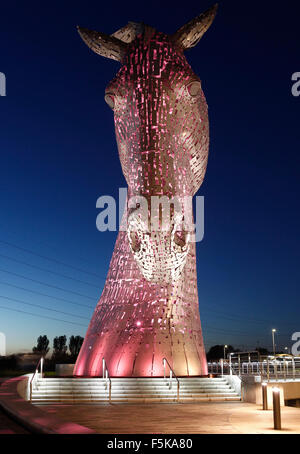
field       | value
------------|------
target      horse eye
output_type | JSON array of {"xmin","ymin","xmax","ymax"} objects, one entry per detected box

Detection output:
[
  {"xmin": 104, "ymin": 93, "xmax": 115, "ymax": 109},
  {"xmin": 187, "ymin": 81, "xmax": 201, "ymax": 97}
]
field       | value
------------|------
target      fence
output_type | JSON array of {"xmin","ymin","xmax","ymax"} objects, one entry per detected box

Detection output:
[{"xmin": 208, "ymin": 353, "xmax": 300, "ymax": 382}]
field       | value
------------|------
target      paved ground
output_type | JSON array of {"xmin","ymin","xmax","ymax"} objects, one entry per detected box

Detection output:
[
  {"xmin": 38, "ymin": 402, "xmax": 300, "ymax": 434},
  {"xmin": 0, "ymin": 378, "xmax": 29, "ymax": 434},
  {"xmin": 0, "ymin": 408, "xmax": 29, "ymax": 434}
]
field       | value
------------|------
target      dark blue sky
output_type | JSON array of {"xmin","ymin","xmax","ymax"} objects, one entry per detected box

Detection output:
[{"xmin": 0, "ymin": 0, "xmax": 299, "ymax": 354}]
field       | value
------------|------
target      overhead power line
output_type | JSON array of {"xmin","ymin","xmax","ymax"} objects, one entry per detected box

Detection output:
[
  {"xmin": 201, "ymin": 307, "xmax": 270, "ymax": 324},
  {"xmin": 202, "ymin": 310, "xmax": 299, "ymax": 329},
  {"xmin": 0, "ymin": 280, "xmax": 95, "ymax": 309},
  {"xmin": 0, "ymin": 221, "xmax": 101, "ymax": 270},
  {"xmin": 0, "ymin": 305, "xmax": 87, "ymax": 327},
  {"xmin": 0, "ymin": 295, "xmax": 90, "ymax": 320},
  {"xmin": 204, "ymin": 325, "xmax": 263, "ymax": 337},
  {"xmin": 0, "ymin": 252, "xmax": 101, "ymax": 289},
  {"xmin": 0, "ymin": 267, "xmax": 96, "ymax": 301},
  {"xmin": 0, "ymin": 239, "xmax": 101, "ymax": 278}
]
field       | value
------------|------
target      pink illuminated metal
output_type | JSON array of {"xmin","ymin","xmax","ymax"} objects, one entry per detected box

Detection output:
[{"xmin": 74, "ymin": 5, "xmax": 218, "ymax": 377}]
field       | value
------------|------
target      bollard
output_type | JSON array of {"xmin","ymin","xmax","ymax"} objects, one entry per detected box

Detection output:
[
  {"xmin": 262, "ymin": 383, "xmax": 268, "ymax": 410},
  {"xmin": 272, "ymin": 387, "xmax": 281, "ymax": 430}
]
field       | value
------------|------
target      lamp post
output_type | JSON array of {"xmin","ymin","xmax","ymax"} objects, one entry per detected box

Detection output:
[
  {"xmin": 224, "ymin": 344, "xmax": 228, "ymax": 359},
  {"xmin": 272, "ymin": 329, "xmax": 276, "ymax": 356}
]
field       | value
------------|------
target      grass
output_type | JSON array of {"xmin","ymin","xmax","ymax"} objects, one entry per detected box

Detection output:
[
  {"xmin": 44, "ymin": 371, "xmax": 56, "ymax": 377},
  {"xmin": 0, "ymin": 369, "xmax": 29, "ymax": 377},
  {"xmin": 0, "ymin": 369, "xmax": 56, "ymax": 378}
]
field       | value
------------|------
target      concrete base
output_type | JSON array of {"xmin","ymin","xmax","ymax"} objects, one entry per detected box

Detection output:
[{"xmin": 241, "ymin": 376, "xmax": 300, "ymax": 408}]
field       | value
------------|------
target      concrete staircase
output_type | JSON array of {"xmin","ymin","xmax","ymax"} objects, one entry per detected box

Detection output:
[{"xmin": 31, "ymin": 377, "xmax": 240, "ymax": 404}]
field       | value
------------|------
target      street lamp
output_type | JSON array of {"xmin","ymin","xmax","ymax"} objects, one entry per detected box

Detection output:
[
  {"xmin": 272, "ymin": 329, "xmax": 276, "ymax": 356},
  {"xmin": 224, "ymin": 344, "xmax": 228, "ymax": 359}
]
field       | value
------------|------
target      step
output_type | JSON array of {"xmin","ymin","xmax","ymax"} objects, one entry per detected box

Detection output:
[
  {"xmin": 33, "ymin": 385, "xmax": 231, "ymax": 392},
  {"xmin": 33, "ymin": 391, "xmax": 238, "ymax": 397},
  {"xmin": 40, "ymin": 378, "xmax": 227, "ymax": 382},
  {"xmin": 34, "ymin": 380, "xmax": 232, "ymax": 386},
  {"xmin": 33, "ymin": 396, "xmax": 240, "ymax": 403},
  {"xmin": 33, "ymin": 396, "xmax": 241, "ymax": 405},
  {"xmin": 34, "ymin": 384, "xmax": 233, "ymax": 391},
  {"xmin": 36, "ymin": 383, "xmax": 224, "ymax": 388},
  {"xmin": 30, "ymin": 377, "xmax": 240, "ymax": 404}
]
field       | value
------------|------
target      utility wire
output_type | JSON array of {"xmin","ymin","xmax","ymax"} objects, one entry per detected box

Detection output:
[
  {"xmin": 204, "ymin": 325, "xmax": 263, "ymax": 337},
  {"xmin": 0, "ymin": 253, "xmax": 102, "ymax": 289},
  {"xmin": 204, "ymin": 325, "xmax": 292, "ymax": 339},
  {"xmin": 201, "ymin": 307, "xmax": 299, "ymax": 329},
  {"xmin": 202, "ymin": 311, "xmax": 299, "ymax": 329},
  {"xmin": 201, "ymin": 311, "xmax": 273, "ymax": 326},
  {"xmin": 0, "ymin": 280, "xmax": 95, "ymax": 309},
  {"xmin": 0, "ymin": 295, "xmax": 90, "ymax": 320},
  {"xmin": 0, "ymin": 221, "xmax": 101, "ymax": 270},
  {"xmin": 0, "ymin": 239, "xmax": 101, "ymax": 278},
  {"xmin": 0, "ymin": 267, "xmax": 96, "ymax": 301},
  {"xmin": 0, "ymin": 305, "xmax": 87, "ymax": 327},
  {"xmin": 201, "ymin": 306, "xmax": 270, "ymax": 324}
]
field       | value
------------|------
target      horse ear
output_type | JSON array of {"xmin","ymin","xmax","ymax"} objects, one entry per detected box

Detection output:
[
  {"xmin": 172, "ymin": 4, "xmax": 218, "ymax": 50},
  {"xmin": 111, "ymin": 22, "xmax": 144, "ymax": 43},
  {"xmin": 77, "ymin": 26, "xmax": 128, "ymax": 62}
]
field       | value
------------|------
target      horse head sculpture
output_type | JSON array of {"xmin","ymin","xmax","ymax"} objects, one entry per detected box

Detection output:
[{"xmin": 74, "ymin": 5, "xmax": 217, "ymax": 377}]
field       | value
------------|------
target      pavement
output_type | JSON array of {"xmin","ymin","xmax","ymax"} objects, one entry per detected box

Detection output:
[
  {"xmin": 38, "ymin": 401, "xmax": 300, "ymax": 434},
  {"xmin": 0, "ymin": 408, "xmax": 29, "ymax": 434},
  {"xmin": 0, "ymin": 376, "xmax": 95, "ymax": 434},
  {"xmin": 0, "ymin": 377, "xmax": 29, "ymax": 434},
  {"xmin": 2, "ymin": 374, "xmax": 300, "ymax": 435}
]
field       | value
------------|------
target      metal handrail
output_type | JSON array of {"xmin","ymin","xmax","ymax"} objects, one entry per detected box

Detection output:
[
  {"xmin": 229, "ymin": 351, "xmax": 260, "ymax": 375},
  {"xmin": 30, "ymin": 356, "xmax": 44, "ymax": 402},
  {"xmin": 102, "ymin": 358, "xmax": 112, "ymax": 403},
  {"xmin": 162, "ymin": 357, "xmax": 180, "ymax": 402},
  {"xmin": 224, "ymin": 359, "xmax": 243, "ymax": 401},
  {"xmin": 208, "ymin": 357, "xmax": 300, "ymax": 383}
]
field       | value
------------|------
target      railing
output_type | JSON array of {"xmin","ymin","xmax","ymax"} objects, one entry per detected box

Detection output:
[
  {"xmin": 208, "ymin": 355, "xmax": 300, "ymax": 383},
  {"xmin": 224, "ymin": 357, "xmax": 243, "ymax": 401},
  {"xmin": 30, "ymin": 356, "xmax": 44, "ymax": 402},
  {"xmin": 162, "ymin": 357, "xmax": 180, "ymax": 402},
  {"xmin": 102, "ymin": 357, "xmax": 112, "ymax": 403}
]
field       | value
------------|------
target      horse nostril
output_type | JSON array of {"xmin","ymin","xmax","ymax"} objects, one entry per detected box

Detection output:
[
  {"xmin": 104, "ymin": 92, "xmax": 115, "ymax": 109},
  {"xmin": 129, "ymin": 231, "xmax": 141, "ymax": 252},
  {"xmin": 173, "ymin": 230, "xmax": 188, "ymax": 248},
  {"xmin": 187, "ymin": 81, "xmax": 202, "ymax": 97}
]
